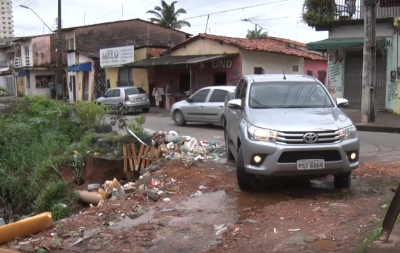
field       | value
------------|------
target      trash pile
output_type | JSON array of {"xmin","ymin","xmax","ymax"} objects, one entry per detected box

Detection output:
[{"xmin": 145, "ymin": 128, "xmax": 227, "ymax": 165}]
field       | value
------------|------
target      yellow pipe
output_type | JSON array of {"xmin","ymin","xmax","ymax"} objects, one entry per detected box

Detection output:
[{"xmin": 0, "ymin": 212, "xmax": 53, "ymax": 245}]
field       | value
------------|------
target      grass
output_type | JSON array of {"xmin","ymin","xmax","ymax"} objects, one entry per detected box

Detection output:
[{"xmin": 354, "ymin": 197, "xmax": 400, "ymax": 253}]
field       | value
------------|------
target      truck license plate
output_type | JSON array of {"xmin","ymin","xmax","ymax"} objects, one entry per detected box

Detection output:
[{"xmin": 297, "ymin": 159, "xmax": 325, "ymax": 170}]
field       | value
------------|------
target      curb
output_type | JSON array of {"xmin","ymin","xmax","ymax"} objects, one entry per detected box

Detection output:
[{"xmin": 355, "ymin": 124, "xmax": 400, "ymax": 134}]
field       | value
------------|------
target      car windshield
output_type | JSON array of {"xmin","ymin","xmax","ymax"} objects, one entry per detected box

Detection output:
[{"xmin": 249, "ymin": 81, "xmax": 334, "ymax": 109}]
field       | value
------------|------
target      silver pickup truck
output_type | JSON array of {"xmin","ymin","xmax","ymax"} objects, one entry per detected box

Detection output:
[{"xmin": 223, "ymin": 74, "xmax": 360, "ymax": 191}]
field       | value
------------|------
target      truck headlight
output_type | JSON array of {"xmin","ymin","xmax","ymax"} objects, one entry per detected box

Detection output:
[
  {"xmin": 339, "ymin": 125, "xmax": 358, "ymax": 140},
  {"xmin": 247, "ymin": 124, "xmax": 278, "ymax": 143}
]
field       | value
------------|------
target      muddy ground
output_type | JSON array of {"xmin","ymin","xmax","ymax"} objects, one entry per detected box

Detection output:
[{"xmin": 3, "ymin": 160, "xmax": 400, "ymax": 253}]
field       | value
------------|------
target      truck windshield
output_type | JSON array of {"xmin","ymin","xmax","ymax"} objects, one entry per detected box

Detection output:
[{"xmin": 249, "ymin": 81, "xmax": 334, "ymax": 109}]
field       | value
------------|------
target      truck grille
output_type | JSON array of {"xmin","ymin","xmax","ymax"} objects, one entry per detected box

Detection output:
[
  {"xmin": 278, "ymin": 150, "xmax": 342, "ymax": 163},
  {"xmin": 276, "ymin": 130, "xmax": 340, "ymax": 145}
]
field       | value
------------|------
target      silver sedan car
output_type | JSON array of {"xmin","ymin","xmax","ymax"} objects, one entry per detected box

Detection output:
[
  {"xmin": 170, "ymin": 85, "xmax": 236, "ymax": 126},
  {"xmin": 97, "ymin": 86, "xmax": 150, "ymax": 113}
]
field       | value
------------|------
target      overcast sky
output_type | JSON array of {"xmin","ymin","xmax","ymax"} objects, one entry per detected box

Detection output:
[{"xmin": 12, "ymin": 0, "xmax": 328, "ymax": 43}]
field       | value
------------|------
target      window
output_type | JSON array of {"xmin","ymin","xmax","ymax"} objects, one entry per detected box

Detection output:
[
  {"xmin": 105, "ymin": 89, "xmax": 114, "ymax": 97},
  {"xmin": 307, "ymin": 70, "xmax": 313, "ymax": 76},
  {"xmin": 113, "ymin": 89, "xmax": 120, "ymax": 97},
  {"xmin": 124, "ymin": 87, "xmax": 147, "ymax": 95},
  {"xmin": 292, "ymin": 65, "xmax": 299, "ymax": 72},
  {"xmin": 254, "ymin": 67, "xmax": 264, "ymax": 74},
  {"xmin": 249, "ymin": 81, "xmax": 334, "ymax": 109},
  {"xmin": 35, "ymin": 75, "xmax": 53, "ymax": 88},
  {"xmin": 209, "ymin": 89, "xmax": 228, "ymax": 103},
  {"xmin": 191, "ymin": 89, "xmax": 209, "ymax": 103}
]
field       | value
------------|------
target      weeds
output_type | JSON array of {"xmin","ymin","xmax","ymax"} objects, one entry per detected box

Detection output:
[{"xmin": 0, "ymin": 96, "xmax": 107, "ymax": 220}]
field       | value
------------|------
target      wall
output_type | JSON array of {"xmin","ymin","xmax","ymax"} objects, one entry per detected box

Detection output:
[
  {"xmin": 170, "ymin": 38, "xmax": 240, "ymax": 56},
  {"xmin": 154, "ymin": 54, "xmax": 242, "ymax": 93},
  {"xmin": 241, "ymin": 50, "xmax": 304, "ymax": 76},
  {"xmin": 386, "ymin": 36, "xmax": 398, "ymax": 112},
  {"xmin": 74, "ymin": 19, "xmax": 189, "ymax": 53},
  {"xmin": 105, "ymin": 68, "xmax": 118, "ymax": 88},
  {"xmin": 25, "ymin": 70, "xmax": 54, "ymax": 96},
  {"xmin": 133, "ymin": 47, "xmax": 149, "ymax": 92},
  {"xmin": 31, "ymin": 35, "xmax": 53, "ymax": 66},
  {"xmin": 304, "ymin": 59, "xmax": 328, "ymax": 84},
  {"xmin": 76, "ymin": 54, "xmax": 94, "ymax": 101},
  {"xmin": 329, "ymin": 22, "xmax": 394, "ymax": 39},
  {"xmin": 327, "ymin": 49, "xmax": 345, "ymax": 98}
]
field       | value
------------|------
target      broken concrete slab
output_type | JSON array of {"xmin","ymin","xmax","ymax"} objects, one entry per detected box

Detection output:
[{"xmin": 366, "ymin": 225, "xmax": 400, "ymax": 253}]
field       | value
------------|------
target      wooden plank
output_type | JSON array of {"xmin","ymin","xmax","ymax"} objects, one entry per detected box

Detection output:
[
  {"xmin": 123, "ymin": 144, "xmax": 128, "ymax": 172},
  {"xmin": 134, "ymin": 144, "xmax": 144, "ymax": 171},
  {"xmin": 141, "ymin": 145, "xmax": 150, "ymax": 170},
  {"xmin": 126, "ymin": 144, "xmax": 134, "ymax": 171},
  {"xmin": 146, "ymin": 146, "xmax": 156, "ymax": 167},
  {"xmin": 155, "ymin": 146, "xmax": 161, "ymax": 159},
  {"xmin": 130, "ymin": 144, "xmax": 136, "ymax": 172}
]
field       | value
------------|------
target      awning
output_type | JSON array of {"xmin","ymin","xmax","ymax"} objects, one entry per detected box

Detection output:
[
  {"xmin": 15, "ymin": 69, "xmax": 29, "ymax": 77},
  {"xmin": 307, "ymin": 38, "xmax": 364, "ymax": 51},
  {"xmin": 125, "ymin": 54, "xmax": 237, "ymax": 68},
  {"xmin": 68, "ymin": 62, "xmax": 92, "ymax": 72}
]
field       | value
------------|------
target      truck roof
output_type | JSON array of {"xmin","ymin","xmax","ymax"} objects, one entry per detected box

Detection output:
[{"xmin": 246, "ymin": 74, "xmax": 318, "ymax": 83}]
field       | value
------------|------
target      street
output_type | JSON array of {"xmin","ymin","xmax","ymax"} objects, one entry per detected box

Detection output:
[{"xmin": 134, "ymin": 114, "xmax": 400, "ymax": 163}]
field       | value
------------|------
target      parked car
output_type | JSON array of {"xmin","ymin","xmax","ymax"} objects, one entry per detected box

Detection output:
[
  {"xmin": 96, "ymin": 86, "xmax": 150, "ymax": 113},
  {"xmin": 170, "ymin": 85, "xmax": 236, "ymax": 126},
  {"xmin": 224, "ymin": 74, "xmax": 359, "ymax": 191},
  {"xmin": 0, "ymin": 87, "xmax": 18, "ymax": 111}
]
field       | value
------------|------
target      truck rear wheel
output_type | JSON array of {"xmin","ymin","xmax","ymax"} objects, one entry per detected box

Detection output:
[{"xmin": 237, "ymin": 147, "xmax": 258, "ymax": 191}]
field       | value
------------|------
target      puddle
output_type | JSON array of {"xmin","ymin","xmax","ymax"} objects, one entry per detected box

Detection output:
[
  {"xmin": 144, "ymin": 190, "xmax": 237, "ymax": 253},
  {"xmin": 310, "ymin": 240, "xmax": 338, "ymax": 251},
  {"xmin": 113, "ymin": 209, "xmax": 154, "ymax": 229}
]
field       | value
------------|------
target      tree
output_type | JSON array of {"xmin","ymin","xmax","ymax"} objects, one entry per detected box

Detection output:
[
  {"xmin": 147, "ymin": 0, "xmax": 191, "ymax": 29},
  {"xmin": 246, "ymin": 25, "xmax": 268, "ymax": 39}
]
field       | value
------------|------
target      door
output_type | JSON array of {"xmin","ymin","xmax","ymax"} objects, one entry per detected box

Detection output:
[
  {"xmin": 108, "ymin": 89, "xmax": 122, "ymax": 108},
  {"xmin": 183, "ymin": 89, "xmax": 210, "ymax": 121},
  {"xmin": 206, "ymin": 88, "xmax": 229, "ymax": 123},
  {"xmin": 82, "ymin": 71, "xmax": 89, "ymax": 101},
  {"xmin": 71, "ymin": 76, "xmax": 76, "ymax": 102},
  {"xmin": 229, "ymin": 79, "xmax": 247, "ymax": 147},
  {"xmin": 214, "ymin": 72, "xmax": 227, "ymax": 85},
  {"xmin": 118, "ymin": 67, "xmax": 132, "ymax": 86}
]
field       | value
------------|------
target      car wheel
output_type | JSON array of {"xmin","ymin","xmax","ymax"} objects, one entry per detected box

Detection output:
[
  {"xmin": 334, "ymin": 172, "xmax": 352, "ymax": 189},
  {"xmin": 142, "ymin": 107, "xmax": 150, "ymax": 113},
  {"xmin": 237, "ymin": 147, "xmax": 258, "ymax": 191},
  {"xmin": 173, "ymin": 110, "xmax": 186, "ymax": 126},
  {"xmin": 224, "ymin": 127, "xmax": 234, "ymax": 161}
]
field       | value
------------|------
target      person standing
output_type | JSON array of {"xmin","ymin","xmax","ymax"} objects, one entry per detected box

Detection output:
[{"xmin": 48, "ymin": 79, "xmax": 55, "ymax": 99}]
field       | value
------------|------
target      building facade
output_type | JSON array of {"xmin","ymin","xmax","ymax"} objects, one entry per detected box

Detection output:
[
  {"xmin": 62, "ymin": 18, "xmax": 191, "ymax": 102},
  {"xmin": 305, "ymin": 0, "xmax": 400, "ymax": 113},
  {"xmin": 126, "ymin": 34, "xmax": 327, "ymax": 110},
  {"xmin": 0, "ymin": 0, "xmax": 13, "ymax": 39}
]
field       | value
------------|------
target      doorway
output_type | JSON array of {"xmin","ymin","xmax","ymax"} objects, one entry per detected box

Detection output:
[
  {"xmin": 70, "ymin": 75, "xmax": 76, "ymax": 102},
  {"xmin": 214, "ymin": 72, "xmax": 227, "ymax": 85},
  {"xmin": 82, "ymin": 71, "xmax": 89, "ymax": 101},
  {"xmin": 179, "ymin": 73, "xmax": 190, "ymax": 92},
  {"xmin": 118, "ymin": 67, "xmax": 132, "ymax": 86}
]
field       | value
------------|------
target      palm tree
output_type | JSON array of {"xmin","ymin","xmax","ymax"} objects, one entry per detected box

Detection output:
[
  {"xmin": 147, "ymin": 0, "xmax": 191, "ymax": 29},
  {"xmin": 246, "ymin": 25, "xmax": 268, "ymax": 39}
]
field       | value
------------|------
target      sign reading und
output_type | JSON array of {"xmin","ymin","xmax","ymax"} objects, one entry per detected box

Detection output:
[{"xmin": 100, "ymin": 45, "xmax": 134, "ymax": 68}]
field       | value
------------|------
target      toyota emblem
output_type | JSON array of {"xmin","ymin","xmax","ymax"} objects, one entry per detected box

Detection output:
[{"xmin": 303, "ymin": 133, "xmax": 318, "ymax": 143}]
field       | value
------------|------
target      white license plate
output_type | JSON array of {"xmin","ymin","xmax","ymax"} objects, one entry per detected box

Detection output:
[{"xmin": 297, "ymin": 159, "xmax": 325, "ymax": 170}]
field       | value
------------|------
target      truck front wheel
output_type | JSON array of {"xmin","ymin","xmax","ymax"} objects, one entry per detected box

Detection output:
[{"xmin": 237, "ymin": 147, "xmax": 258, "ymax": 191}]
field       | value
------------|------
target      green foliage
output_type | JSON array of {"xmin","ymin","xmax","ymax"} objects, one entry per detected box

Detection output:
[
  {"xmin": 146, "ymin": 0, "xmax": 191, "ymax": 29},
  {"xmin": 246, "ymin": 25, "xmax": 267, "ymax": 39},
  {"xmin": 0, "ymin": 95, "xmax": 106, "ymax": 219},
  {"xmin": 127, "ymin": 115, "xmax": 146, "ymax": 138},
  {"xmin": 302, "ymin": 0, "xmax": 337, "ymax": 27}
]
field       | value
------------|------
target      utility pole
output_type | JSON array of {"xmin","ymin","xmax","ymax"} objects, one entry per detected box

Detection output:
[
  {"xmin": 361, "ymin": 0, "xmax": 376, "ymax": 123},
  {"xmin": 205, "ymin": 15, "xmax": 209, "ymax": 33},
  {"xmin": 56, "ymin": 0, "xmax": 63, "ymax": 100}
]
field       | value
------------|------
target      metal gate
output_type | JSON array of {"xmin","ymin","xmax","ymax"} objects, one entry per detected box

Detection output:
[{"xmin": 344, "ymin": 50, "xmax": 387, "ymax": 110}]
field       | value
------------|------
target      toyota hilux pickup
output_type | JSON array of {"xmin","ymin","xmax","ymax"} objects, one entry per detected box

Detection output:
[{"xmin": 224, "ymin": 74, "xmax": 359, "ymax": 191}]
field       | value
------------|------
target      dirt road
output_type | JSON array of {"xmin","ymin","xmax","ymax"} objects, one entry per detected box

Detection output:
[{"xmin": 3, "ymin": 160, "xmax": 400, "ymax": 253}]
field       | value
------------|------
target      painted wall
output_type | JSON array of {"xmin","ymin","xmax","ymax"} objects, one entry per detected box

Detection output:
[
  {"xmin": 76, "ymin": 54, "xmax": 94, "ymax": 101},
  {"xmin": 241, "ymin": 50, "xmax": 304, "ymax": 76},
  {"xmin": 329, "ymin": 22, "xmax": 394, "ymax": 39},
  {"xmin": 327, "ymin": 49, "xmax": 345, "ymax": 99},
  {"xmin": 25, "ymin": 70, "xmax": 54, "ymax": 96},
  {"xmin": 31, "ymin": 35, "xmax": 53, "ymax": 66},
  {"xmin": 154, "ymin": 54, "xmax": 242, "ymax": 93},
  {"xmin": 304, "ymin": 59, "xmax": 328, "ymax": 84},
  {"xmin": 170, "ymin": 38, "xmax": 240, "ymax": 56},
  {"xmin": 386, "ymin": 36, "xmax": 398, "ymax": 112},
  {"xmin": 133, "ymin": 47, "xmax": 149, "ymax": 92}
]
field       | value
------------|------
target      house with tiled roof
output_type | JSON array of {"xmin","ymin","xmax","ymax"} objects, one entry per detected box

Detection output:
[{"xmin": 125, "ymin": 33, "xmax": 328, "ymax": 110}]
